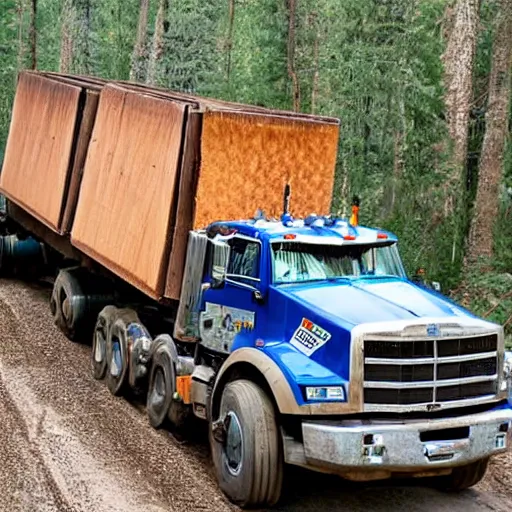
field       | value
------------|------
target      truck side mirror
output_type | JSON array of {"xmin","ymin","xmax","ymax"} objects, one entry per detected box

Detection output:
[{"xmin": 211, "ymin": 239, "xmax": 230, "ymax": 289}]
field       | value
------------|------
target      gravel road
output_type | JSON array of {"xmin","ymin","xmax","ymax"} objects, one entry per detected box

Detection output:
[{"xmin": 0, "ymin": 278, "xmax": 511, "ymax": 512}]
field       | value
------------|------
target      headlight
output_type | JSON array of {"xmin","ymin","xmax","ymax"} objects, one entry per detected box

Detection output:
[
  {"xmin": 501, "ymin": 351, "xmax": 512, "ymax": 392},
  {"xmin": 305, "ymin": 386, "xmax": 346, "ymax": 401}
]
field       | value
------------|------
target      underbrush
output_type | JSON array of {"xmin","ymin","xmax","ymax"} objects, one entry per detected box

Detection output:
[{"xmin": 452, "ymin": 268, "xmax": 512, "ymax": 348}]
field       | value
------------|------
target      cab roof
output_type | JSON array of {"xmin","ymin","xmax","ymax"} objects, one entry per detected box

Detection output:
[{"xmin": 206, "ymin": 217, "xmax": 398, "ymax": 246}]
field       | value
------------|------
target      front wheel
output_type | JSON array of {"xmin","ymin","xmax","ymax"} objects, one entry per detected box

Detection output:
[
  {"xmin": 210, "ymin": 379, "xmax": 283, "ymax": 508},
  {"xmin": 433, "ymin": 458, "xmax": 489, "ymax": 491}
]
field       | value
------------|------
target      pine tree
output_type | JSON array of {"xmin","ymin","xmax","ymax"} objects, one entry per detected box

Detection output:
[
  {"xmin": 466, "ymin": 0, "xmax": 512, "ymax": 265},
  {"xmin": 59, "ymin": 0, "xmax": 74, "ymax": 73},
  {"xmin": 147, "ymin": 0, "xmax": 169, "ymax": 85},
  {"xmin": 442, "ymin": 0, "xmax": 480, "ymax": 215},
  {"xmin": 29, "ymin": 0, "xmax": 37, "ymax": 69},
  {"xmin": 130, "ymin": 0, "xmax": 150, "ymax": 82}
]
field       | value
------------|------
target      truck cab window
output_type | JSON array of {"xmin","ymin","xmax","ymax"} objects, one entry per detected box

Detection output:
[
  {"xmin": 226, "ymin": 237, "xmax": 260, "ymax": 284},
  {"xmin": 272, "ymin": 242, "xmax": 405, "ymax": 283}
]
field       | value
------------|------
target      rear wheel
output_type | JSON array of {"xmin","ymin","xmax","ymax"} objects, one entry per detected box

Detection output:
[
  {"xmin": 210, "ymin": 379, "xmax": 283, "ymax": 508},
  {"xmin": 147, "ymin": 348, "xmax": 175, "ymax": 428},
  {"xmin": 434, "ymin": 458, "xmax": 489, "ymax": 491},
  {"xmin": 146, "ymin": 335, "xmax": 190, "ymax": 429},
  {"xmin": 91, "ymin": 306, "xmax": 117, "ymax": 380},
  {"xmin": 106, "ymin": 309, "xmax": 139, "ymax": 396},
  {"xmin": 51, "ymin": 268, "xmax": 87, "ymax": 342}
]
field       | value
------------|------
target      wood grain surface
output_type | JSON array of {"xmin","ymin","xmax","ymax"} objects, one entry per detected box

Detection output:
[
  {"xmin": 0, "ymin": 72, "xmax": 81, "ymax": 231},
  {"xmin": 194, "ymin": 111, "xmax": 340, "ymax": 229},
  {"xmin": 71, "ymin": 85, "xmax": 186, "ymax": 297}
]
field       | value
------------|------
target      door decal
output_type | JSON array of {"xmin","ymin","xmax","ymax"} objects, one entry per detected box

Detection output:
[{"xmin": 200, "ymin": 302, "xmax": 255, "ymax": 353}]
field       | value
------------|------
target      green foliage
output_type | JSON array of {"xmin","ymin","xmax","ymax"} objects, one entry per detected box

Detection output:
[
  {"xmin": 0, "ymin": 0, "xmax": 510, "ymax": 320},
  {"xmin": 0, "ymin": 0, "xmax": 18, "ymax": 155},
  {"xmin": 453, "ymin": 266, "xmax": 512, "ymax": 343}
]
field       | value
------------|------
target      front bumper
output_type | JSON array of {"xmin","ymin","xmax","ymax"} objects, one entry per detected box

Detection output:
[{"xmin": 284, "ymin": 408, "xmax": 512, "ymax": 478}]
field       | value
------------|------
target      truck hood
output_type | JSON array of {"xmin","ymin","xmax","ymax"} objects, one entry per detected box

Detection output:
[
  {"xmin": 277, "ymin": 277, "xmax": 472, "ymax": 327},
  {"xmin": 265, "ymin": 277, "xmax": 483, "ymax": 405}
]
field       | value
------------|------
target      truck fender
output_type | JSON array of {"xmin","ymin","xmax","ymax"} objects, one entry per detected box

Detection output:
[{"xmin": 210, "ymin": 347, "xmax": 302, "ymax": 419}]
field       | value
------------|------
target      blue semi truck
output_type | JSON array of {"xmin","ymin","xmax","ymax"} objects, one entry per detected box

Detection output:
[
  {"xmin": 5, "ymin": 202, "xmax": 512, "ymax": 507},
  {"xmin": 1, "ymin": 71, "xmax": 511, "ymax": 508}
]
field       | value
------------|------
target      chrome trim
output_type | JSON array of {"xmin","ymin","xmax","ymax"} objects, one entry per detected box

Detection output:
[
  {"xmin": 224, "ymin": 278, "xmax": 259, "ymax": 292},
  {"xmin": 350, "ymin": 317, "xmax": 505, "ymax": 413},
  {"xmin": 283, "ymin": 407, "xmax": 512, "ymax": 476},
  {"xmin": 365, "ymin": 351, "xmax": 498, "ymax": 365},
  {"xmin": 226, "ymin": 274, "xmax": 260, "ymax": 282},
  {"xmin": 364, "ymin": 394, "xmax": 501, "ymax": 413},
  {"xmin": 433, "ymin": 332, "xmax": 439, "ymax": 403},
  {"xmin": 364, "ymin": 374, "xmax": 498, "ymax": 389}
]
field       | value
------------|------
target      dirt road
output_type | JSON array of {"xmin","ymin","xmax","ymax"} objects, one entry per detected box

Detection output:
[{"xmin": 0, "ymin": 279, "xmax": 511, "ymax": 512}]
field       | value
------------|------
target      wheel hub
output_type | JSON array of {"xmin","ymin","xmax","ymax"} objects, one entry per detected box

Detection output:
[
  {"xmin": 149, "ymin": 367, "xmax": 166, "ymax": 411},
  {"xmin": 224, "ymin": 411, "xmax": 243, "ymax": 476},
  {"xmin": 94, "ymin": 330, "xmax": 105, "ymax": 363},
  {"xmin": 110, "ymin": 338, "xmax": 122, "ymax": 377}
]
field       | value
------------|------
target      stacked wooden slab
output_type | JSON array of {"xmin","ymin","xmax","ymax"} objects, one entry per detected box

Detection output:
[{"xmin": 0, "ymin": 71, "xmax": 340, "ymax": 300}]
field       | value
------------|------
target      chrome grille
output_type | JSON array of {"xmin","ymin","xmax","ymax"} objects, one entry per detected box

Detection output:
[{"xmin": 364, "ymin": 334, "xmax": 499, "ymax": 408}]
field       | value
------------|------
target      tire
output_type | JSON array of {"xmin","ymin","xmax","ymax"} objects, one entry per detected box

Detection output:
[
  {"xmin": 434, "ymin": 458, "xmax": 489, "ymax": 491},
  {"xmin": 51, "ymin": 267, "xmax": 115, "ymax": 343},
  {"xmin": 146, "ymin": 335, "xmax": 190, "ymax": 429},
  {"xmin": 51, "ymin": 268, "xmax": 87, "ymax": 342},
  {"xmin": 210, "ymin": 379, "xmax": 283, "ymax": 508},
  {"xmin": 147, "ymin": 344, "xmax": 176, "ymax": 428},
  {"xmin": 91, "ymin": 306, "xmax": 117, "ymax": 380},
  {"xmin": 106, "ymin": 309, "xmax": 139, "ymax": 396}
]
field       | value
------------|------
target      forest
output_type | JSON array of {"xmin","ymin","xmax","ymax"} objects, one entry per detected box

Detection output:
[{"xmin": 0, "ymin": 0, "xmax": 511, "ymax": 340}]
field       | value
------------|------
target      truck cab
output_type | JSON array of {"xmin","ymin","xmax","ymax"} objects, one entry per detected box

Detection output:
[{"xmin": 176, "ymin": 214, "xmax": 512, "ymax": 507}]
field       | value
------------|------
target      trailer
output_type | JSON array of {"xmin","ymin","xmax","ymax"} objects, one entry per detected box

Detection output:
[{"xmin": 1, "ymin": 71, "xmax": 511, "ymax": 508}]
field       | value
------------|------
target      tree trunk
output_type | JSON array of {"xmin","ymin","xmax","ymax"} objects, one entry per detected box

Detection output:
[
  {"xmin": 441, "ymin": 0, "xmax": 480, "ymax": 215},
  {"xmin": 286, "ymin": 0, "xmax": 300, "ymax": 112},
  {"xmin": 75, "ymin": 0, "xmax": 92, "ymax": 75},
  {"xmin": 59, "ymin": 0, "xmax": 74, "ymax": 73},
  {"xmin": 466, "ymin": 0, "xmax": 512, "ymax": 266},
  {"xmin": 17, "ymin": 0, "xmax": 25, "ymax": 71},
  {"xmin": 29, "ymin": 0, "xmax": 37, "ymax": 69},
  {"xmin": 147, "ymin": 0, "xmax": 169, "ymax": 85},
  {"xmin": 225, "ymin": 0, "xmax": 235, "ymax": 84},
  {"xmin": 310, "ymin": 12, "xmax": 319, "ymax": 114},
  {"xmin": 391, "ymin": 95, "xmax": 406, "ymax": 213},
  {"xmin": 130, "ymin": 0, "xmax": 150, "ymax": 82}
]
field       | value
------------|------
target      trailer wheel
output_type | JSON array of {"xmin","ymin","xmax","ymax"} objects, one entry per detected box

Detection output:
[
  {"xmin": 106, "ymin": 309, "xmax": 139, "ymax": 396},
  {"xmin": 51, "ymin": 268, "xmax": 87, "ymax": 342},
  {"xmin": 434, "ymin": 458, "xmax": 489, "ymax": 491},
  {"xmin": 91, "ymin": 306, "xmax": 117, "ymax": 380},
  {"xmin": 210, "ymin": 379, "xmax": 283, "ymax": 508}
]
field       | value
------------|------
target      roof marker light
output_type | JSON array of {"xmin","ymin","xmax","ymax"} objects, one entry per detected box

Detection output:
[
  {"xmin": 377, "ymin": 233, "xmax": 388, "ymax": 239},
  {"xmin": 343, "ymin": 235, "xmax": 356, "ymax": 241},
  {"xmin": 349, "ymin": 196, "xmax": 360, "ymax": 227},
  {"xmin": 284, "ymin": 234, "xmax": 297, "ymax": 240}
]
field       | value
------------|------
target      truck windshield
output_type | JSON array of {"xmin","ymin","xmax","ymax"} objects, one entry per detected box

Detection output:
[{"xmin": 271, "ymin": 242, "xmax": 405, "ymax": 284}]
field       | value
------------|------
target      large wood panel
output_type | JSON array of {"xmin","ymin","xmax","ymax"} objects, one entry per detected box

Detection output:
[
  {"xmin": 0, "ymin": 73, "xmax": 81, "ymax": 231},
  {"xmin": 71, "ymin": 85, "xmax": 186, "ymax": 298},
  {"xmin": 164, "ymin": 112, "xmax": 202, "ymax": 300},
  {"xmin": 61, "ymin": 89, "xmax": 100, "ymax": 233},
  {"xmin": 193, "ymin": 111, "xmax": 340, "ymax": 229}
]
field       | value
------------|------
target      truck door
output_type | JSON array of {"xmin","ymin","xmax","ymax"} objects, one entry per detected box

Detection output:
[{"xmin": 200, "ymin": 235, "xmax": 261, "ymax": 353}]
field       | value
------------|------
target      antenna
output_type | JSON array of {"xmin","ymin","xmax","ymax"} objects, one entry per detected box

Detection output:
[{"xmin": 283, "ymin": 183, "xmax": 291, "ymax": 215}]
